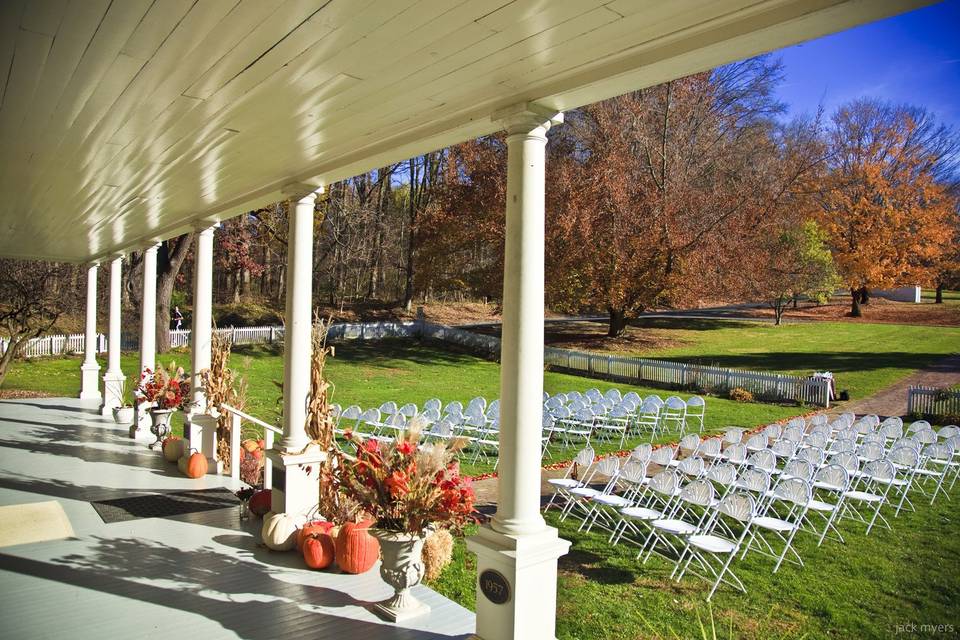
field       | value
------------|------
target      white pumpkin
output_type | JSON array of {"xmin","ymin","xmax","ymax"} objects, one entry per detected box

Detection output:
[{"xmin": 261, "ymin": 511, "xmax": 302, "ymax": 551}]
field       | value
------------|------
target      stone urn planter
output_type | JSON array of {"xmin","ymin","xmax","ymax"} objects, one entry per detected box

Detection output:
[
  {"xmin": 147, "ymin": 408, "xmax": 175, "ymax": 450},
  {"xmin": 113, "ymin": 405, "xmax": 134, "ymax": 425},
  {"xmin": 369, "ymin": 529, "xmax": 430, "ymax": 622}
]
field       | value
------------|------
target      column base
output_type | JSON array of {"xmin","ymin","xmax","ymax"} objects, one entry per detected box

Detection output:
[
  {"xmin": 188, "ymin": 413, "xmax": 219, "ymax": 470},
  {"xmin": 100, "ymin": 370, "xmax": 124, "ymax": 416},
  {"xmin": 79, "ymin": 362, "xmax": 101, "ymax": 401},
  {"xmin": 466, "ymin": 524, "xmax": 570, "ymax": 640},
  {"xmin": 265, "ymin": 443, "xmax": 326, "ymax": 518}
]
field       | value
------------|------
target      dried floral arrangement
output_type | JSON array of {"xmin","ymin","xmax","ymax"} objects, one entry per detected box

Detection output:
[
  {"xmin": 136, "ymin": 362, "xmax": 192, "ymax": 410},
  {"xmin": 338, "ymin": 423, "xmax": 477, "ymax": 534}
]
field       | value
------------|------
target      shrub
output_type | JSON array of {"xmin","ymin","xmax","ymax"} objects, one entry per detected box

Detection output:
[{"xmin": 728, "ymin": 387, "xmax": 754, "ymax": 403}]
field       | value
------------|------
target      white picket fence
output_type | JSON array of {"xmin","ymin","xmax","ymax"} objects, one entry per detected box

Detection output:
[
  {"xmin": 542, "ymin": 347, "xmax": 831, "ymax": 407},
  {"xmin": 0, "ymin": 333, "xmax": 108, "ymax": 358},
  {"xmin": 418, "ymin": 322, "xmax": 829, "ymax": 406},
  {"xmin": 907, "ymin": 386, "xmax": 960, "ymax": 418},
  {"xmin": 2, "ymin": 319, "xmax": 830, "ymax": 406}
]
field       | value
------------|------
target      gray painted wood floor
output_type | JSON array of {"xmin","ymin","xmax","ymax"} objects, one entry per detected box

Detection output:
[{"xmin": 0, "ymin": 397, "xmax": 475, "ymax": 639}]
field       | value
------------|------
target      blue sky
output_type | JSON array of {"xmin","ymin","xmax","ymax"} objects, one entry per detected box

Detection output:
[{"xmin": 772, "ymin": 0, "xmax": 960, "ymax": 128}]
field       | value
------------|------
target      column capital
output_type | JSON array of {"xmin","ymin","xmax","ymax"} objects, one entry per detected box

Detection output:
[
  {"xmin": 193, "ymin": 221, "xmax": 220, "ymax": 235},
  {"xmin": 142, "ymin": 242, "xmax": 161, "ymax": 253},
  {"xmin": 282, "ymin": 182, "xmax": 323, "ymax": 202},
  {"xmin": 493, "ymin": 102, "xmax": 563, "ymax": 136}
]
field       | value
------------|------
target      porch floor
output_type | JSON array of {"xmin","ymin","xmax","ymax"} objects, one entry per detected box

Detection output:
[{"xmin": 0, "ymin": 397, "xmax": 474, "ymax": 639}]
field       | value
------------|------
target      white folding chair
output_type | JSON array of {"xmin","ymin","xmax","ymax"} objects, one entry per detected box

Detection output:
[
  {"xmin": 672, "ymin": 492, "xmax": 756, "ymax": 601},
  {"xmin": 685, "ymin": 396, "xmax": 706, "ymax": 433},
  {"xmin": 545, "ymin": 446, "xmax": 596, "ymax": 511}
]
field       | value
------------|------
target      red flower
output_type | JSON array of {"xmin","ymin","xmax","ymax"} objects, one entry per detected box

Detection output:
[
  {"xmin": 396, "ymin": 440, "xmax": 415, "ymax": 456},
  {"xmin": 385, "ymin": 470, "xmax": 409, "ymax": 498}
]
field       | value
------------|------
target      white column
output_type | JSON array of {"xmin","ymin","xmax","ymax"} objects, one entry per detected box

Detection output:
[
  {"xmin": 135, "ymin": 244, "xmax": 159, "ymax": 432},
  {"xmin": 100, "ymin": 256, "xmax": 125, "ymax": 416},
  {"xmin": 266, "ymin": 185, "xmax": 325, "ymax": 519},
  {"xmin": 190, "ymin": 225, "xmax": 215, "ymax": 412},
  {"xmin": 281, "ymin": 190, "xmax": 317, "ymax": 452},
  {"xmin": 140, "ymin": 244, "xmax": 159, "ymax": 375},
  {"xmin": 187, "ymin": 225, "xmax": 217, "ymax": 464},
  {"xmin": 467, "ymin": 104, "xmax": 570, "ymax": 640},
  {"xmin": 79, "ymin": 263, "xmax": 101, "ymax": 401}
]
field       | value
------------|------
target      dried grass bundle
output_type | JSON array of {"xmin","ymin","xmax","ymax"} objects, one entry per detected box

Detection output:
[{"xmin": 422, "ymin": 528, "xmax": 454, "ymax": 581}]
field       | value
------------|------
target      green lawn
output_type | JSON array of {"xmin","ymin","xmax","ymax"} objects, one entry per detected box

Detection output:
[
  {"xmin": 620, "ymin": 318, "xmax": 960, "ymax": 402},
  {"xmin": 2, "ymin": 340, "xmax": 800, "ymax": 476},
  {"xmin": 430, "ymin": 482, "xmax": 960, "ymax": 640},
  {"xmin": 921, "ymin": 288, "xmax": 960, "ymax": 303}
]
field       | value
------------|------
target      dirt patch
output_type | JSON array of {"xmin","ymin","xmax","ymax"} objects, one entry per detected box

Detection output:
[
  {"xmin": 0, "ymin": 389, "xmax": 58, "ymax": 400},
  {"xmin": 544, "ymin": 322, "xmax": 684, "ymax": 354},
  {"xmin": 745, "ymin": 297, "xmax": 960, "ymax": 327}
]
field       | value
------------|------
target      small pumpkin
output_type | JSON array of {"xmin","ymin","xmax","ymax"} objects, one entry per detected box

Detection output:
[
  {"xmin": 249, "ymin": 489, "xmax": 272, "ymax": 517},
  {"xmin": 241, "ymin": 439, "xmax": 263, "ymax": 459},
  {"xmin": 335, "ymin": 518, "xmax": 379, "ymax": 574},
  {"xmin": 161, "ymin": 436, "xmax": 183, "ymax": 462},
  {"xmin": 302, "ymin": 533, "xmax": 335, "ymax": 570},
  {"xmin": 179, "ymin": 449, "xmax": 208, "ymax": 479},
  {"xmin": 296, "ymin": 520, "xmax": 334, "ymax": 551},
  {"xmin": 262, "ymin": 511, "xmax": 302, "ymax": 551}
]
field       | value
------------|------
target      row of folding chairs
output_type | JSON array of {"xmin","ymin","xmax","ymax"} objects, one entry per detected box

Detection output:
[
  {"xmin": 544, "ymin": 391, "xmax": 707, "ymax": 444},
  {"xmin": 546, "ymin": 417, "xmax": 959, "ymax": 600}
]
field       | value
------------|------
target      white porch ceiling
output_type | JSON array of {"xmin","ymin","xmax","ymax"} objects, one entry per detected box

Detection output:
[{"xmin": 0, "ymin": 0, "xmax": 931, "ymax": 262}]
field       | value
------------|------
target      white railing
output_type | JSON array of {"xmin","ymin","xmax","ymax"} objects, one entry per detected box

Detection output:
[
  {"xmin": 219, "ymin": 403, "xmax": 281, "ymax": 487},
  {"xmin": 907, "ymin": 386, "xmax": 960, "ymax": 418},
  {"xmin": 3, "ymin": 319, "xmax": 831, "ymax": 406}
]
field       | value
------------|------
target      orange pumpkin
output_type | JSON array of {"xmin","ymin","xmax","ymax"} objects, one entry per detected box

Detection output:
[
  {"xmin": 296, "ymin": 520, "xmax": 334, "ymax": 551},
  {"xmin": 182, "ymin": 450, "xmax": 208, "ymax": 479},
  {"xmin": 249, "ymin": 489, "xmax": 272, "ymax": 517},
  {"xmin": 302, "ymin": 533, "xmax": 335, "ymax": 570},
  {"xmin": 335, "ymin": 519, "xmax": 379, "ymax": 574}
]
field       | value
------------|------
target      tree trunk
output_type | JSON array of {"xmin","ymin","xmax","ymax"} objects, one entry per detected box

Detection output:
[
  {"xmin": 0, "ymin": 335, "xmax": 28, "ymax": 387},
  {"xmin": 403, "ymin": 157, "xmax": 418, "ymax": 311},
  {"xmin": 156, "ymin": 233, "xmax": 194, "ymax": 353},
  {"xmin": 858, "ymin": 286, "xmax": 870, "ymax": 305},
  {"xmin": 607, "ymin": 307, "xmax": 628, "ymax": 338},
  {"xmin": 850, "ymin": 288, "xmax": 862, "ymax": 317},
  {"xmin": 935, "ymin": 282, "xmax": 943, "ymax": 304},
  {"xmin": 774, "ymin": 297, "xmax": 785, "ymax": 325}
]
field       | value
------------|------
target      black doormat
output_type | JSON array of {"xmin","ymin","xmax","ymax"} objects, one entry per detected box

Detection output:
[{"xmin": 90, "ymin": 487, "xmax": 240, "ymax": 524}]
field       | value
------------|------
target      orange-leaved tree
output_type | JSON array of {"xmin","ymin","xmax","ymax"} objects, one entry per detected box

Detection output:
[{"xmin": 818, "ymin": 99, "xmax": 959, "ymax": 316}]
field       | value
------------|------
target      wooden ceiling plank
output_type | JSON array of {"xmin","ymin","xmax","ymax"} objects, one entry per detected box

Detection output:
[
  {"xmin": 182, "ymin": 0, "xmax": 317, "ymax": 100},
  {"xmin": 120, "ymin": 0, "xmax": 198, "ymax": 61},
  {"xmin": 28, "ymin": 0, "xmax": 244, "ymax": 215},
  {"xmin": 20, "ymin": 0, "xmax": 67, "ymax": 37},
  {"xmin": 0, "ymin": 29, "xmax": 53, "ymax": 147},
  {"xmin": 0, "ymin": 0, "xmax": 27, "ymax": 109},
  {"xmin": 483, "ymin": 1, "xmax": 744, "ymax": 90},
  {"xmin": 13, "ymin": 0, "xmax": 153, "ymax": 212},
  {"xmin": 55, "ymin": 0, "xmax": 243, "ymax": 174},
  {"xmin": 9, "ymin": 0, "xmax": 111, "ymax": 165}
]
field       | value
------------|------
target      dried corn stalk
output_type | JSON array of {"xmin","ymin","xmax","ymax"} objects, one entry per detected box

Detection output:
[
  {"xmin": 201, "ymin": 330, "xmax": 248, "ymax": 473},
  {"xmin": 307, "ymin": 316, "xmax": 359, "ymax": 522}
]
